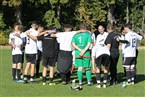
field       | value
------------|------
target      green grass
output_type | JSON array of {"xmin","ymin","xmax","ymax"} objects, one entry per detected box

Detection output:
[{"xmin": 0, "ymin": 47, "xmax": 145, "ymax": 97}]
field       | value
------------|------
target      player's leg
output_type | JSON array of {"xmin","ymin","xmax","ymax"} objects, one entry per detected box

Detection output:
[
  {"xmin": 103, "ymin": 54, "xmax": 110, "ymax": 88},
  {"xmin": 123, "ymin": 57, "xmax": 132, "ymax": 85},
  {"xmin": 30, "ymin": 54, "xmax": 36, "ymax": 82},
  {"xmin": 95, "ymin": 56, "xmax": 102, "ymax": 88},
  {"xmin": 16, "ymin": 55, "xmax": 23, "ymax": 81},
  {"xmin": 36, "ymin": 50, "xmax": 42, "ymax": 77},
  {"xmin": 66, "ymin": 71, "xmax": 71, "ymax": 84},
  {"xmin": 42, "ymin": 66, "xmax": 48, "ymax": 85},
  {"xmin": 48, "ymin": 57, "xmax": 56, "ymax": 85},
  {"xmin": 23, "ymin": 62, "xmax": 30, "ymax": 83},
  {"xmin": 83, "ymin": 57, "xmax": 92, "ymax": 86},
  {"xmin": 42, "ymin": 56, "xmax": 48, "ymax": 85},
  {"xmin": 130, "ymin": 58, "xmax": 136, "ymax": 84},
  {"xmin": 77, "ymin": 66, "xmax": 83, "ymax": 85},
  {"xmin": 12, "ymin": 55, "xmax": 17, "ymax": 81}
]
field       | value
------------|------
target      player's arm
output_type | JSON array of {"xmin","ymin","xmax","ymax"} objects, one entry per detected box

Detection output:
[
  {"xmin": 75, "ymin": 30, "xmax": 90, "ymax": 34},
  {"xmin": 80, "ymin": 42, "xmax": 91, "ymax": 56},
  {"xmin": 8, "ymin": 34, "xmax": 16, "ymax": 48},
  {"xmin": 25, "ymin": 32, "xmax": 37, "ymax": 40},
  {"xmin": 91, "ymin": 45, "xmax": 96, "ymax": 73},
  {"xmin": 38, "ymin": 30, "xmax": 55, "ymax": 36},
  {"xmin": 72, "ymin": 43, "xmax": 82, "ymax": 51}
]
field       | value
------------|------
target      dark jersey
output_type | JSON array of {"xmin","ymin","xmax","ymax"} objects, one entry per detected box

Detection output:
[
  {"xmin": 37, "ymin": 35, "xmax": 59, "ymax": 58},
  {"xmin": 105, "ymin": 32, "xmax": 119, "ymax": 52}
]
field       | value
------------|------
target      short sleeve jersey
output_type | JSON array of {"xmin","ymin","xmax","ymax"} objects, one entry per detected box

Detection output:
[
  {"xmin": 9, "ymin": 32, "xmax": 23, "ymax": 55},
  {"xmin": 25, "ymin": 28, "xmax": 38, "ymax": 54},
  {"xmin": 124, "ymin": 31, "xmax": 138, "ymax": 57},
  {"xmin": 55, "ymin": 31, "xmax": 76, "ymax": 51},
  {"xmin": 37, "ymin": 35, "xmax": 58, "ymax": 58},
  {"xmin": 72, "ymin": 32, "xmax": 92, "ymax": 50},
  {"xmin": 92, "ymin": 32, "xmax": 110, "ymax": 58},
  {"xmin": 105, "ymin": 32, "xmax": 119, "ymax": 52}
]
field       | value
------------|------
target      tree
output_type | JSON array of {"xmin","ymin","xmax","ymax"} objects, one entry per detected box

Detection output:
[
  {"xmin": 2, "ymin": 0, "xmax": 22, "ymax": 24},
  {"xmin": 75, "ymin": 0, "xmax": 107, "ymax": 30}
]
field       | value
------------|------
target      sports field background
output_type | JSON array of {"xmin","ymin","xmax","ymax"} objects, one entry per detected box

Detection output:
[{"xmin": 0, "ymin": 47, "xmax": 145, "ymax": 97}]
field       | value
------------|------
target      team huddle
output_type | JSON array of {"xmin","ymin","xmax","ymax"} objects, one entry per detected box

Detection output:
[{"xmin": 9, "ymin": 22, "xmax": 144, "ymax": 88}]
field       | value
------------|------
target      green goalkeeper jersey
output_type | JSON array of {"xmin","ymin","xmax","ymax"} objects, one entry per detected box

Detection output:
[{"xmin": 72, "ymin": 32, "xmax": 92, "ymax": 56}]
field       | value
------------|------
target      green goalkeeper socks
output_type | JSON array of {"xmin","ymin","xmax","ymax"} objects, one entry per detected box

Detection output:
[
  {"xmin": 77, "ymin": 70, "xmax": 83, "ymax": 81},
  {"xmin": 86, "ymin": 70, "xmax": 91, "ymax": 81}
]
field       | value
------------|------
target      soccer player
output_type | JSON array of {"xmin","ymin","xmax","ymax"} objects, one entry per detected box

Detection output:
[
  {"xmin": 92, "ymin": 25, "xmax": 110, "ymax": 88},
  {"xmin": 51, "ymin": 24, "xmax": 86, "ymax": 85},
  {"xmin": 36, "ymin": 28, "xmax": 58, "ymax": 85},
  {"xmin": 23, "ymin": 21, "xmax": 38, "ymax": 83},
  {"xmin": 117, "ymin": 24, "xmax": 143, "ymax": 85},
  {"xmin": 9, "ymin": 24, "xmax": 24, "ymax": 82},
  {"xmin": 35, "ymin": 24, "xmax": 44, "ymax": 78},
  {"xmin": 72, "ymin": 24, "xmax": 92, "ymax": 86},
  {"xmin": 105, "ymin": 23, "xmax": 119, "ymax": 85}
]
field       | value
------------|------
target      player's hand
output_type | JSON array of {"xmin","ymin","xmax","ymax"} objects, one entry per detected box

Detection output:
[
  {"xmin": 80, "ymin": 50, "xmax": 86, "ymax": 56},
  {"xmin": 116, "ymin": 37, "xmax": 120, "ymax": 42},
  {"xmin": 26, "ymin": 32, "xmax": 30, "ymax": 36},
  {"xmin": 12, "ymin": 44, "xmax": 16, "ymax": 48},
  {"xmin": 14, "ymin": 33, "xmax": 20, "ymax": 37}
]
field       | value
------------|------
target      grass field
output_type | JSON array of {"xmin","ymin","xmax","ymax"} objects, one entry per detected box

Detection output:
[{"xmin": 0, "ymin": 47, "xmax": 145, "ymax": 97}]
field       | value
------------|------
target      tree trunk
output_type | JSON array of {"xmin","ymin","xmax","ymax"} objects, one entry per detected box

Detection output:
[
  {"xmin": 57, "ymin": 0, "xmax": 61, "ymax": 23},
  {"xmin": 126, "ymin": 0, "xmax": 129, "ymax": 23},
  {"xmin": 15, "ymin": 0, "xmax": 22, "ymax": 24},
  {"xmin": 107, "ymin": 4, "xmax": 115, "ymax": 24}
]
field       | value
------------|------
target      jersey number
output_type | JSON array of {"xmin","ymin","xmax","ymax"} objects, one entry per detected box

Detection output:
[{"xmin": 132, "ymin": 38, "xmax": 136, "ymax": 47}]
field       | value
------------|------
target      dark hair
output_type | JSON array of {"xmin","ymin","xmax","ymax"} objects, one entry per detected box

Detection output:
[
  {"xmin": 31, "ymin": 21, "xmax": 38, "ymax": 25},
  {"xmin": 107, "ymin": 23, "xmax": 114, "ymax": 30},
  {"xmin": 64, "ymin": 24, "xmax": 72, "ymax": 29},
  {"xmin": 124, "ymin": 23, "xmax": 132, "ymax": 29},
  {"xmin": 79, "ymin": 23, "xmax": 87, "ymax": 30}
]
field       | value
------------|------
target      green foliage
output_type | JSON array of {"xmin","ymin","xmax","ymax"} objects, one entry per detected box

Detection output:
[
  {"xmin": 75, "ymin": 0, "xmax": 107, "ymax": 30},
  {"xmin": 2, "ymin": 0, "xmax": 22, "ymax": 7},
  {"xmin": 44, "ymin": 10, "xmax": 60, "ymax": 28},
  {"xmin": 139, "ymin": 39, "xmax": 145, "ymax": 46},
  {"xmin": 0, "ymin": 32, "xmax": 8, "ymax": 45},
  {"xmin": 0, "ymin": 13, "xmax": 5, "ymax": 29}
]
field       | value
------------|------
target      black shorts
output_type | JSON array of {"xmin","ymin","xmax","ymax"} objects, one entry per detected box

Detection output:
[
  {"xmin": 22, "ymin": 52, "xmax": 25, "ymax": 64},
  {"xmin": 95, "ymin": 54, "xmax": 110, "ymax": 68},
  {"xmin": 42, "ymin": 56, "xmax": 56, "ymax": 67},
  {"xmin": 57, "ymin": 50, "xmax": 73, "ymax": 74},
  {"xmin": 12, "ymin": 54, "xmax": 22, "ymax": 64},
  {"xmin": 26, "ymin": 54, "xmax": 36, "ymax": 64},
  {"xmin": 135, "ymin": 49, "xmax": 138, "ymax": 65},
  {"xmin": 123, "ymin": 57, "xmax": 136, "ymax": 67}
]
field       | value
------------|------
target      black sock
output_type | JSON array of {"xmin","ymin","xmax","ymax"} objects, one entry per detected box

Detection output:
[
  {"xmin": 96, "ymin": 73, "xmax": 101, "ymax": 81},
  {"xmin": 24, "ymin": 75, "xmax": 28, "ymax": 80},
  {"xmin": 42, "ymin": 77, "xmax": 46, "ymax": 82},
  {"xmin": 66, "ymin": 71, "xmax": 71, "ymax": 82},
  {"xmin": 12, "ymin": 68, "xmax": 16, "ymax": 80},
  {"xmin": 104, "ymin": 73, "xmax": 108, "ymax": 82},
  {"xmin": 30, "ymin": 76, "xmax": 34, "ymax": 79},
  {"xmin": 60, "ymin": 73, "xmax": 65, "ymax": 82},
  {"xmin": 131, "ymin": 69, "xmax": 135, "ymax": 82},
  {"xmin": 17, "ymin": 69, "xmax": 21, "ymax": 80},
  {"xmin": 126, "ymin": 70, "xmax": 131, "ymax": 82},
  {"xmin": 49, "ymin": 78, "xmax": 53, "ymax": 83}
]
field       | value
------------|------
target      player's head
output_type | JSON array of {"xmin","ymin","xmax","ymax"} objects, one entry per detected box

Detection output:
[
  {"xmin": 14, "ymin": 23, "xmax": 23, "ymax": 33},
  {"xmin": 79, "ymin": 23, "xmax": 87, "ymax": 30},
  {"xmin": 124, "ymin": 23, "xmax": 132, "ymax": 33},
  {"xmin": 37, "ymin": 24, "xmax": 44, "ymax": 33},
  {"xmin": 98, "ymin": 25, "xmax": 105, "ymax": 34},
  {"xmin": 64, "ymin": 24, "xmax": 72, "ymax": 32},
  {"xmin": 31, "ymin": 21, "xmax": 38, "ymax": 30},
  {"xmin": 107, "ymin": 23, "xmax": 114, "ymax": 33},
  {"xmin": 120, "ymin": 26, "xmax": 126, "ymax": 35}
]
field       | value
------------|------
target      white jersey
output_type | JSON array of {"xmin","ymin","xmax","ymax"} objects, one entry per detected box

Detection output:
[
  {"xmin": 133, "ymin": 33, "xmax": 143, "ymax": 49},
  {"xmin": 124, "ymin": 31, "xmax": 140, "ymax": 57},
  {"xmin": 25, "ymin": 28, "xmax": 38, "ymax": 54},
  {"xmin": 9, "ymin": 32, "xmax": 23, "ymax": 55},
  {"xmin": 119, "ymin": 35, "xmax": 125, "ymax": 57},
  {"xmin": 92, "ymin": 32, "xmax": 110, "ymax": 58},
  {"xmin": 89, "ymin": 33, "xmax": 96, "ymax": 50},
  {"xmin": 55, "ymin": 31, "xmax": 76, "ymax": 51}
]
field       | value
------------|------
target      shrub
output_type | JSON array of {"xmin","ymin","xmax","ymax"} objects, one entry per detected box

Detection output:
[{"xmin": 0, "ymin": 32, "xmax": 8, "ymax": 45}]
